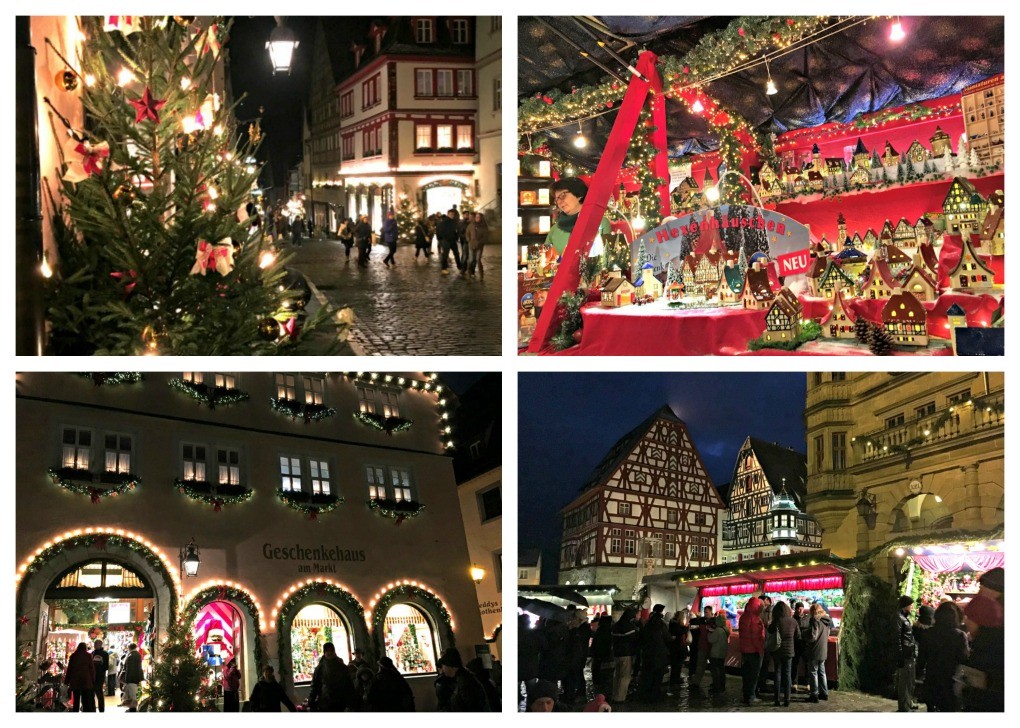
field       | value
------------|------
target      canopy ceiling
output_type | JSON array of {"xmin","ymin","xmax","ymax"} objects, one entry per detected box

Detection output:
[{"xmin": 519, "ymin": 16, "xmax": 1004, "ymax": 165}]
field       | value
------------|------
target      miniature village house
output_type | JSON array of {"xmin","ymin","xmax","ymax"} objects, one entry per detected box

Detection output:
[
  {"xmin": 764, "ymin": 293, "xmax": 801, "ymax": 342},
  {"xmin": 900, "ymin": 254, "xmax": 939, "ymax": 302},
  {"xmin": 929, "ymin": 126, "xmax": 952, "ymax": 157},
  {"xmin": 666, "ymin": 280, "xmax": 684, "ymax": 301},
  {"xmin": 821, "ymin": 286, "xmax": 858, "ymax": 339},
  {"xmin": 948, "ymin": 237, "xmax": 996, "ymax": 293},
  {"xmin": 943, "ymin": 177, "xmax": 989, "ymax": 237},
  {"xmin": 883, "ymin": 288, "xmax": 929, "ymax": 346},
  {"xmin": 862, "ymin": 257, "xmax": 898, "ymax": 300},
  {"xmin": 817, "ymin": 258, "xmax": 858, "ymax": 299},
  {"xmin": 981, "ymin": 205, "xmax": 1004, "ymax": 256},
  {"xmin": 602, "ymin": 276, "xmax": 637, "ymax": 307},
  {"xmin": 893, "ymin": 218, "xmax": 916, "ymax": 248},
  {"xmin": 914, "ymin": 217, "xmax": 935, "ymax": 247},
  {"xmin": 718, "ymin": 262, "xmax": 744, "ymax": 303},
  {"xmin": 634, "ymin": 263, "xmax": 663, "ymax": 300},
  {"xmin": 742, "ymin": 263, "xmax": 775, "ymax": 310}
]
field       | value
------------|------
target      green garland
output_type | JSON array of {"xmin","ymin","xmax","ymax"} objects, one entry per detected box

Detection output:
[
  {"xmin": 276, "ymin": 582, "xmax": 364, "ymax": 636},
  {"xmin": 270, "ymin": 397, "xmax": 337, "ymax": 422},
  {"xmin": 371, "ymin": 585, "xmax": 454, "ymax": 649},
  {"xmin": 78, "ymin": 372, "xmax": 143, "ymax": 386},
  {"xmin": 353, "ymin": 411, "xmax": 413, "ymax": 434},
  {"xmin": 175, "ymin": 478, "xmax": 253, "ymax": 509},
  {"xmin": 180, "ymin": 585, "xmax": 267, "ymax": 674},
  {"xmin": 52, "ymin": 621, "xmax": 148, "ymax": 632},
  {"xmin": 168, "ymin": 378, "xmax": 250, "ymax": 408},
  {"xmin": 837, "ymin": 570, "xmax": 899, "ymax": 693},
  {"xmin": 551, "ymin": 290, "xmax": 587, "ymax": 351},
  {"xmin": 275, "ymin": 488, "xmax": 343, "ymax": 517},
  {"xmin": 48, "ymin": 467, "xmax": 140, "ymax": 501},
  {"xmin": 747, "ymin": 320, "xmax": 821, "ymax": 351},
  {"xmin": 367, "ymin": 498, "xmax": 426, "ymax": 521},
  {"xmin": 17, "ymin": 533, "xmax": 178, "ymax": 619}
]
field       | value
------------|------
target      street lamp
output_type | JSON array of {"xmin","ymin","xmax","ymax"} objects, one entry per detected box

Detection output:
[
  {"xmin": 179, "ymin": 538, "xmax": 201, "ymax": 578},
  {"xmin": 267, "ymin": 18, "xmax": 299, "ymax": 75},
  {"xmin": 855, "ymin": 491, "xmax": 878, "ymax": 530},
  {"xmin": 704, "ymin": 169, "xmax": 765, "ymax": 208},
  {"xmin": 470, "ymin": 565, "xmax": 486, "ymax": 584}
]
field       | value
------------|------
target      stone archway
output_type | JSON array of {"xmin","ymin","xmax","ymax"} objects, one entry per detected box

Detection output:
[
  {"xmin": 273, "ymin": 580, "xmax": 369, "ymax": 696},
  {"xmin": 887, "ymin": 493, "xmax": 953, "ymax": 534},
  {"xmin": 16, "ymin": 531, "xmax": 177, "ymax": 664}
]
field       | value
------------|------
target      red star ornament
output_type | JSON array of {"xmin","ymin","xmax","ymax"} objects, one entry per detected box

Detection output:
[{"xmin": 130, "ymin": 87, "xmax": 167, "ymax": 124}]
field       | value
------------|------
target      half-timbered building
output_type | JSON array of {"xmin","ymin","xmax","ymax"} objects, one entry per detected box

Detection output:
[{"xmin": 558, "ymin": 406, "xmax": 725, "ymax": 592}]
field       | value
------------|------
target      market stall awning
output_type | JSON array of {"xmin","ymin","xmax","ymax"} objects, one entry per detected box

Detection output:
[
  {"xmin": 518, "ymin": 596, "xmax": 570, "ymax": 621},
  {"xmin": 668, "ymin": 551, "xmax": 852, "ymax": 593},
  {"xmin": 519, "ymin": 584, "xmax": 620, "ymax": 606}
]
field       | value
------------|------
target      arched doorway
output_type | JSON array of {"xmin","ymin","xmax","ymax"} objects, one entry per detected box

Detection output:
[
  {"xmin": 274, "ymin": 581, "xmax": 369, "ymax": 696},
  {"xmin": 371, "ymin": 584, "xmax": 455, "ymax": 676},
  {"xmin": 421, "ymin": 180, "xmax": 468, "ymax": 216},
  {"xmin": 16, "ymin": 532, "xmax": 177, "ymax": 680},
  {"xmin": 890, "ymin": 493, "xmax": 953, "ymax": 533}
]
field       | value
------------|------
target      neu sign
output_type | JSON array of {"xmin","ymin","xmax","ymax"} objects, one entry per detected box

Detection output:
[{"xmin": 632, "ymin": 204, "xmax": 811, "ymax": 280}]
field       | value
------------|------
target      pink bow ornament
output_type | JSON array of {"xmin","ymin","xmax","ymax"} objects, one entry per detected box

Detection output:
[
  {"xmin": 190, "ymin": 238, "xmax": 234, "ymax": 276},
  {"xmin": 63, "ymin": 140, "xmax": 110, "ymax": 183}
]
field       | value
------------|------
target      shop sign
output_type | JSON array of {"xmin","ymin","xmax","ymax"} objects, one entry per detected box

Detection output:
[{"xmin": 262, "ymin": 543, "xmax": 367, "ymax": 574}]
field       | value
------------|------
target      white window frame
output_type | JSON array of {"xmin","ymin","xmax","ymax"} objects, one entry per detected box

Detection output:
[
  {"xmin": 302, "ymin": 375, "xmax": 325, "ymax": 405},
  {"xmin": 104, "ymin": 433, "xmax": 132, "ymax": 474},
  {"xmin": 456, "ymin": 125, "xmax": 473, "ymax": 150},
  {"xmin": 451, "ymin": 18, "xmax": 469, "ymax": 44},
  {"xmin": 217, "ymin": 448, "xmax": 240, "ymax": 486},
  {"xmin": 436, "ymin": 124, "xmax": 453, "ymax": 149},
  {"xmin": 477, "ymin": 484, "xmax": 501, "ymax": 522},
  {"xmin": 456, "ymin": 69, "xmax": 473, "ymax": 97},
  {"xmin": 276, "ymin": 373, "xmax": 297, "ymax": 400},
  {"xmin": 280, "ymin": 455, "xmax": 302, "ymax": 492},
  {"xmin": 390, "ymin": 467, "xmax": 413, "ymax": 501},
  {"xmin": 415, "ymin": 69, "xmax": 433, "ymax": 97},
  {"xmin": 415, "ymin": 18, "xmax": 433, "ymax": 44},
  {"xmin": 61, "ymin": 426, "xmax": 93, "ymax": 470},
  {"xmin": 618, "ymin": 502, "xmax": 631, "ymax": 516},
  {"xmin": 415, "ymin": 123, "xmax": 432, "ymax": 150},
  {"xmin": 182, "ymin": 443, "xmax": 207, "ymax": 482},
  {"xmin": 436, "ymin": 70, "xmax": 453, "ymax": 97},
  {"xmin": 309, "ymin": 459, "xmax": 331, "ymax": 495},
  {"xmin": 367, "ymin": 465, "xmax": 387, "ymax": 499}
]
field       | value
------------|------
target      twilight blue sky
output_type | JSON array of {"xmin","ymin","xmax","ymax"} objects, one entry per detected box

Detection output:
[{"xmin": 519, "ymin": 372, "xmax": 806, "ymax": 582}]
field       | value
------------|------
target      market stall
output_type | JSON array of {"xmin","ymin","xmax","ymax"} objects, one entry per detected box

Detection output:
[
  {"xmin": 518, "ymin": 16, "xmax": 1005, "ymax": 356},
  {"xmin": 897, "ymin": 539, "xmax": 1005, "ymax": 608},
  {"xmin": 517, "ymin": 584, "xmax": 619, "ymax": 620}
]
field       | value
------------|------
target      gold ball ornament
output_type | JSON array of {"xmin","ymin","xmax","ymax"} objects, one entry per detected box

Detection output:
[
  {"xmin": 257, "ymin": 317, "xmax": 280, "ymax": 341},
  {"xmin": 112, "ymin": 184, "xmax": 137, "ymax": 205},
  {"xmin": 173, "ymin": 16, "xmax": 196, "ymax": 28},
  {"xmin": 56, "ymin": 70, "xmax": 79, "ymax": 92}
]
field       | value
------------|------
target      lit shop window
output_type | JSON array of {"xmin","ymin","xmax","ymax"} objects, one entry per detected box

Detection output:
[
  {"xmin": 290, "ymin": 604, "xmax": 353, "ymax": 684},
  {"xmin": 104, "ymin": 434, "xmax": 132, "ymax": 474},
  {"xmin": 62, "ymin": 427, "xmax": 92, "ymax": 470},
  {"xmin": 382, "ymin": 604, "xmax": 438, "ymax": 674},
  {"xmin": 182, "ymin": 444, "xmax": 207, "ymax": 481},
  {"xmin": 280, "ymin": 456, "xmax": 302, "ymax": 492},
  {"xmin": 436, "ymin": 125, "xmax": 453, "ymax": 149}
]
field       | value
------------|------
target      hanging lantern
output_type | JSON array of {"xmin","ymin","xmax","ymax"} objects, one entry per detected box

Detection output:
[{"xmin": 267, "ymin": 22, "xmax": 299, "ymax": 75}]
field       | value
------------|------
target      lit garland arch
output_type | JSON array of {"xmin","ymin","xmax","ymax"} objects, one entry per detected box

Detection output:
[
  {"xmin": 16, "ymin": 528, "xmax": 180, "ymax": 657},
  {"xmin": 368, "ymin": 581, "xmax": 457, "ymax": 660},
  {"xmin": 181, "ymin": 581, "xmax": 268, "ymax": 677},
  {"xmin": 272, "ymin": 579, "xmax": 370, "ymax": 692}
]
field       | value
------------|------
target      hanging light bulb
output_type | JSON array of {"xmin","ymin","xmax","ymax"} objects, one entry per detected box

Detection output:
[
  {"xmin": 889, "ymin": 17, "xmax": 906, "ymax": 42},
  {"xmin": 691, "ymin": 98, "xmax": 705, "ymax": 113},
  {"xmin": 40, "ymin": 252, "xmax": 53, "ymax": 279},
  {"xmin": 764, "ymin": 57, "xmax": 778, "ymax": 96},
  {"xmin": 632, "ymin": 215, "xmax": 646, "ymax": 231},
  {"xmin": 573, "ymin": 121, "xmax": 587, "ymax": 148},
  {"xmin": 705, "ymin": 185, "xmax": 721, "ymax": 202}
]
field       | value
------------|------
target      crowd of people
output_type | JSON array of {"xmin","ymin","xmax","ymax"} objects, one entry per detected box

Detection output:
[
  {"xmin": 32, "ymin": 640, "xmax": 143, "ymax": 712},
  {"xmin": 519, "ymin": 567, "xmax": 1004, "ymax": 713}
]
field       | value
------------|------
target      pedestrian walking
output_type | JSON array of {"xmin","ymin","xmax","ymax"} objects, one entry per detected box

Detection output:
[
  {"xmin": 291, "ymin": 216, "xmax": 303, "ymax": 247},
  {"xmin": 249, "ymin": 665, "xmax": 297, "ymax": 712},
  {"xmin": 338, "ymin": 218, "xmax": 355, "ymax": 262},
  {"xmin": 222, "ymin": 657, "xmax": 241, "ymax": 712},
  {"xmin": 896, "ymin": 594, "xmax": 918, "ymax": 711},
  {"xmin": 436, "ymin": 209, "xmax": 461, "ymax": 275},
  {"xmin": 466, "ymin": 212, "xmax": 489, "ymax": 280},
  {"xmin": 803, "ymin": 603, "xmax": 831, "ymax": 703},
  {"xmin": 791, "ymin": 601, "xmax": 807, "ymax": 693},
  {"xmin": 368, "ymin": 656, "xmax": 415, "ymax": 711},
  {"xmin": 381, "ymin": 209, "xmax": 399, "ymax": 266},
  {"xmin": 666, "ymin": 609, "xmax": 690, "ymax": 691},
  {"xmin": 64, "ymin": 642, "xmax": 96, "ymax": 712},
  {"xmin": 638, "ymin": 604, "xmax": 671, "ymax": 700},
  {"xmin": 414, "ymin": 216, "xmax": 432, "ymax": 259},
  {"xmin": 610, "ymin": 608, "xmax": 639, "ymax": 702},
  {"xmin": 457, "ymin": 206, "xmax": 470, "ymax": 271},
  {"xmin": 689, "ymin": 605, "xmax": 715, "ymax": 695},
  {"xmin": 961, "ymin": 567, "xmax": 1004, "ymax": 711},
  {"xmin": 562, "ymin": 608, "xmax": 591, "ymax": 702},
  {"xmin": 757, "ymin": 595, "xmax": 774, "ymax": 696},
  {"xmin": 922, "ymin": 601, "xmax": 969, "ymax": 711},
  {"xmin": 739, "ymin": 593, "xmax": 766, "ymax": 705},
  {"xmin": 590, "ymin": 614, "xmax": 614, "ymax": 689},
  {"xmin": 91, "ymin": 639, "xmax": 109, "ymax": 712},
  {"xmin": 705, "ymin": 614, "xmax": 729, "ymax": 694},
  {"xmin": 768, "ymin": 600, "xmax": 798, "ymax": 706},
  {"xmin": 308, "ymin": 642, "xmax": 360, "ymax": 712},
  {"xmin": 913, "ymin": 604, "xmax": 935, "ymax": 709},
  {"xmin": 122, "ymin": 643, "xmax": 143, "ymax": 712},
  {"xmin": 354, "ymin": 215, "xmax": 372, "ymax": 268},
  {"xmin": 435, "ymin": 648, "xmax": 489, "ymax": 711}
]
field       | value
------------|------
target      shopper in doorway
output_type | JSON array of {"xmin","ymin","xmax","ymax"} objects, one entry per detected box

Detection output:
[
  {"xmin": 768, "ymin": 600, "xmax": 798, "ymax": 706},
  {"xmin": 381, "ymin": 209, "xmax": 399, "ymax": 266},
  {"xmin": 354, "ymin": 215, "xmax": 373, "ymax": 268},
  {"xmin": 308, "ymin": 642, "xmax": 360, "ymax": 711},
  {"xmin": 249, "ymin": 665, "xmax": 297, "ymax": 712},
  {"xmin": 121, "ymin": 643, "xmax": 143, "ymax": 711},
  {"xmin": 91, "ymin": 639, "xmax": 109, "ymax": 712},
  {"xmin": 803, "ymin": 603, "xmax": 831, "ymax": 703},
  {"xmin": 64, "ymin": 642, "xmax": 96, "ymax": 712},
  {"xmin": 896, "ymin": 595, "xmax": 918, "ymax": 711},
  {"xmin": 222, "ymin": 657, "xmax": 241, "ymax": 712},
  {"xmin": 738, "ymin": 593, "xmax": 766, "ymax": 705},
  {"xmin": 368, "ymin": 656, "xmax": 415, "ymax": 711}
]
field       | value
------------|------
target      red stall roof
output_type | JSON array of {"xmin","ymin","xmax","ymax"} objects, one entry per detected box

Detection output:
[{"xmin": 670, "ymin": 551, "xmax": 852, "ymax": 590}]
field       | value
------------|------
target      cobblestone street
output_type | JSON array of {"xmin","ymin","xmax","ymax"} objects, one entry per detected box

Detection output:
[{"xmin": 288, "ymin": 237, "xmax": 502, "ymax": 356}]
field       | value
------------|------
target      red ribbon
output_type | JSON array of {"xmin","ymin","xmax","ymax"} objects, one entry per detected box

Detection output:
[
  {"xmin": 395, "ymin": 515, "xmax": 405, "ymax": 526},
  {"xmin": 18, "ymin": 615, "xmax": 29, "ymax": 625},
  {"xmin": 308, "ymin": 508, "xmax": 318, "ymax": 521},
  {"xmin": 89, "ymin": 488, "xmax": 101, "ymax": 504},
  {"xmin": 75, "ymin": 142, "xmax": 109, "ymax": 176},
  {"xmin": 94, "ymin": 535, "xmax": 108, "ymax": 551},
  {"xmin": 110, "ymin": 269, "xmax": 138, "ymax": 295},
  {"xmin": 217, "ymin": 585, "xmax": 228, "ymax": 600},
  {"xmin": 213, "ymin": 499, "xmax": 223, "ymax": 512},
  {"xmin": 282, "ymin": 317, "xmax": 299, "ymax": 340}
]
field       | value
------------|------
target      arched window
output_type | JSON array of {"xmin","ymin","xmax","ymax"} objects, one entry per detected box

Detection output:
[
  {"xmin": 290, "ymin": 604, "xmax": 353, "ymax": 684},
  {"xmin": 382, "ymin": 604, "xmax": 439, "ymax": 674}
]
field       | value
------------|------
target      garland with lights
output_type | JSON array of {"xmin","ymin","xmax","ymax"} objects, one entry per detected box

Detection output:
[
  {"xmin": 138, "ymin": 616, "xmax": 216, "ymax": 712},
  {"xmin": 175, "ymin": 478, "xmax": 253, "ymax": 511},
  {"xmin": 341, "ymin": 372, "xmax": 455, "ymax": 451},
  {"xmin": 78, "ymin": 372, "xmax": 143, "ymax": 386},
  {"xmin": 168, "ymin": 377, "xmax": 250, "ymax": 409},
  {"xmin": 371, "ymin": 585, "xmax": 454, "ymax": 649},
  {"xmin": 353, "ymin": 412, "xmax": 413, "ymax": 435},
  {"xmin": 270, "ymin": 398, "xmax": 337, "ymax": 422},
  {"xmin": 367, "ymin": 498, "xmax": 426, "ymax": 523},
  {"xmin": 53, "ymin": 621, "xmax": 148, "ymax": 632},
  {"xmin": 48, "ymin": 467, "xmax": 140, "ymax": 502},
  {"xmin": 276, "ymin": 582, "xmax": 364, "ymax": 635},
  {"xmin": 275, "ymin": 488, "xmax": 343, "ymax": 519},
  {"xmin": 17, "ymin": 532, "xmax": 179, "ymax": 619},
  {"xmin": 180, "ymin": 585, "xmax": 266, "ymax": 674}
]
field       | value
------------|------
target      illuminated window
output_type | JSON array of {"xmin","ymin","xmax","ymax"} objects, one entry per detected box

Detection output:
[
  {"xmin": 214, "ymin": 373, "xmax": 235, "ymax": 389},
  {"xmin": 61, "ymin": 427, "xmax": 92, "ymax": 470},
  {"xmin": 290, "ymin": 604, "xmax": 352, "ymax": 684},
  {"xmin": 456, "ymin": 125, "xmax": 473, "ymax": 149},
  {"xmin": 280, "ymin": 456, "xmax": 301, "ymax": 492},
  {"xmin": 436, "ymin": 125, "xmax": 453, "ymax": 149},
  {"xmin": 309, "ymin": 459, "xmax": 331, "ymax": 495},
  {"xmin": 390, "ymin": 467, "xmax": 412, "ymax": 501},
  {"xmin": 184, "ymin": 371, "xmax": 204, "ymax": 384},
  {"xmin": 302, "ymin": 376, "xmax": 324, "ymax": 405},
  {"xmin": 357, "ymin": 385, "xmax": 377, "ymax": 413},
  {"xmin": 104, "ymin": 434, "xmax": 132, "ymax": 474},
  {"xmin": 416, "ymin": 124, "xmax": 432, "ymax": 149},
  {"xmin": 380, "ymin": 389, "xmax": 400, "ymax": 417},
  {"xmin": 182, "ymin": 444, "xmax": 206, "ymax": 481},
  {"xmin": 382, "ymin": 603, "xmax": 438, "ymax": 674},
  {"xmin": 276, "ymin": 373, "xmax": 297, "ymax": 400},
  {"xmin": 367, "ymin": 465, "xmax": 386, "ymax": 499},
  {"xmin": 218, "ymin": 448, "xmax": 240, "ymax": 485}
]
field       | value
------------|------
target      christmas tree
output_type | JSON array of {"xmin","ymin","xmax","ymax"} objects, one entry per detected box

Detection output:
[
  {"xmin": 394, "ymin": 194, "xmax": 418, "ymax": 244},
  {"xmin": 44, "ymin": 17, "xmax": 330, "ymax": 355},
  {"xmin": 394, "ymin": 624, "xmax": 429, "ymax": 673},
  {"xmin": 16, "ymin": 643, "xmax": 37, "ymax": 711},
  {"xmin": 139, "ymin": 618, "xmax": 215, "ymax": 712}
]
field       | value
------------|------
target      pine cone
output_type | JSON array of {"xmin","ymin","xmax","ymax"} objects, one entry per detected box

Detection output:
[
  {"xmin": 854, "ymin": 317, "xmax": 871, "ymax": 344},
  {"xmin": 869, "ymin": 323, "xmax": 893, "ymax": 356}
]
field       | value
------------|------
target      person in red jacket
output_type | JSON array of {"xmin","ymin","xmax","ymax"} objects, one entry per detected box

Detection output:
[
  {"xmin": 64, "ymin": 642, "xmax": 96, "ymax": 712},
  {"xmin": 738, "ymin": 593, "xmax": 766, "ymax": 705}
]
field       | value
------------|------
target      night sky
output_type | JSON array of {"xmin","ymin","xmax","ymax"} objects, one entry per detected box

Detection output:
[{"xmin": 520, "ymin": 373, "xmax": 806, "ymax": 582}]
